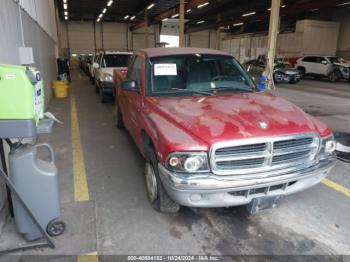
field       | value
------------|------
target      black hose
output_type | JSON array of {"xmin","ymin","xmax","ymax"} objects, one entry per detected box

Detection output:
[{"xmin": 0, "ymin": 139, "xmax": 14, "ymax": 217}]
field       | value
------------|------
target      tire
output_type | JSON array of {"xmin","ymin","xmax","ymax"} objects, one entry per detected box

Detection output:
[
  {"xmin": 329, "ymin": 71, "xmax": 340, "ymax": 82},
  {"xmin": 144, "ymin": 146, "xmax": 180, "ymax": 213},
  {"xmin": 95, "ymin": 81, "xmax": 100, "ymax": 94},
  {"xmin": 100, "ymin": 88, "xmax": 108, "ymax": 103},
  {"xmin": 116, "ymin": 104, "xmax": 124, "ymax": 129},
  {"xmin": 297, "ymin": 67, "xmax": 306, "ymax": 79},
  {"xmin": 47, "ymin": 219, "xmax": 66, "ymax": 237}
]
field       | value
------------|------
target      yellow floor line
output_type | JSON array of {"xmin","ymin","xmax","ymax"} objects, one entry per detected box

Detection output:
[
  {"xmin": 322, "ymin": 179, "xmax": 350, "ymax": 198},
  {"xmin": 71, "ymin": 95, "xmax": 90, "ymax": 202},
  {"xmin": 77, "ymin": 252, "xmax": 99, "ymax": 262}
]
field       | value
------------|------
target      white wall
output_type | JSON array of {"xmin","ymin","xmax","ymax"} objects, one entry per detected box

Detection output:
[
  {"xmin": 19, "ymin": 0, "xmax": 58, "ymax": 42},
  {"xmin": 59, "ymin": 21, "xmax": 160, "ymax": 54},
  {"xmin": 337, "ymin": 17, "xmax": 350, "ymax": 59},
  {"xmin": 221, "ymin": 20, "xmax": 341, "ymax": 63}
]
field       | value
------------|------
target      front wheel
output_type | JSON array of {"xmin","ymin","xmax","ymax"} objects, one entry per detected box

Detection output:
[
  {"xmin": 116, "ymin": 105, "xmax": 124, "ymax": 129},
  {"xmin": 329, "ymin": 71, "xmax": 340, "ymax": 82},
  {"xmin": 100, "ymin": 88, "xmax": 108, "ymax": 103},
  {"xmin": 145, "ymin": 147, "xmax": 180, "ymax": 213}
]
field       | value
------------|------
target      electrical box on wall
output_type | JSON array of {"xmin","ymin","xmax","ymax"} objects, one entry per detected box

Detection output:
[{"xmin": 18, "ymin": 47, "xmax": 34, "ymax": 65}]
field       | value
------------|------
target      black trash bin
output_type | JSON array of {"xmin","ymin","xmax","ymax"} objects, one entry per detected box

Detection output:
[{"xmin": 57, "ymin": 58, "xmax": 71, "ymax": 82}]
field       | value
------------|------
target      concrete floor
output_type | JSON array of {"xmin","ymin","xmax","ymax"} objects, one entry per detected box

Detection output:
[{"xmin": 0, "ymin": 72, "xmax": 349, "ymax": 258}]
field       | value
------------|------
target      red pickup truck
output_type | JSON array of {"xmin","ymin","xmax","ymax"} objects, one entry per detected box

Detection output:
[{"xmin": 115, "ymin": 48, "xmax": 336, "ymax": 213}]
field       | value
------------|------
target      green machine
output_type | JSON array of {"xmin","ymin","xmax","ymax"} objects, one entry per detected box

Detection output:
[
  {"xmin": 0, "ymin": 64, "xmax": 52, "ymax": 138},
  {"xmin": 0, "ymin": 64, "xmax": 64, "ymax": 252}
]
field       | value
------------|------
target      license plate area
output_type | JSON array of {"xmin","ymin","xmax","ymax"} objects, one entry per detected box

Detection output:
[{"xmin": 247, "ymin": 195, "xmax": 283, "ymax": 214}]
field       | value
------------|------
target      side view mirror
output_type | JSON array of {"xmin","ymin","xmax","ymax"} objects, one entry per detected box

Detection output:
[
  {"xmin": 93, "ymin": 62, "xmax": 100, "ymax": 69},
  {"xmin": 121, "ymin": 80, "xmax": 139, "ymax": 92}
]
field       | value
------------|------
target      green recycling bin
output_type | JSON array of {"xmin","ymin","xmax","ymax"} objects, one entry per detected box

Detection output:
[{"xmin": 0, "ymin": 64, "xmax": 47, "ymax": 138}]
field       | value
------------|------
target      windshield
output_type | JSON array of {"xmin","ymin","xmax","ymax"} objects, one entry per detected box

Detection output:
[
  {"xmin": 103, "ymin": 54, "xmax": 131, "ymax": 68},
  {"xmin": 148, "ymin": 54, "xmax": 256, "ymax": 96}
]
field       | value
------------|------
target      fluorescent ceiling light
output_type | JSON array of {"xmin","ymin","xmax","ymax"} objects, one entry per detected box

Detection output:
[
  {"xmin": 233, "ymin": 22, "xmax": 243, "ymax": 27},
  {"xmin": 147, "ymin": 3, "xmax": 155, "ymax": 10},
  {"xmin": 197, "ymin": 2, "xmax": 209, "ymax": 8},
  {"xmin": 337, "ymin": 1, "xmax": 350, "ymax": 6},
  {"xmin": 63, "ymin": 3, "xmax": 68, "ymax": 9},
  {"xmin": 197, "ymin": 20, "xmax": 205, "ymax": 24},
  {"xmin": 107, "ymin": 0, "xmax": 113, "ymax": 6},
  {"xmin": 282, "ymin": 5, "xmax": 286, "ymax": 8},
  {"xmin": 63, "ymin": 0, "xmax": 67, "ymax": 3},
  {"xmin": 311, "ymin": 8, "xmax": 319, "ymax": 11},
  {"xmin": 242, "ymin": 11, "xmax": 256, "ymax": 17},
  {"xmin": 102, "ymin": 8, "xmax": 107, "ymax": 14},
  {"xmin": 124, "ymin": 15, "xmax": 129, "ymax": 19},
  {"xmin": 64, "ymin": 11, "xmax": 68, "ymax": 15},
  {"xmin": 171, "ymin": 13, "xmax": 179, "ymax": 18},
  {"xmin": 99, "ymin": 14, "xmax": 103, "ymax": 18},
  {"xmin": 162, "ymin": 18, "xmax": 168, "ymax": 21},
  {"xmin": 130, "ymin": 16, "xmax": 136, "ymax": 20},
  {"xmin": 187, "ymin": 9, "xmax": 191, "ymax": 13},
  {"xmin": 65, "ymin": 16, "xmax": 68, "ymax": 20}
]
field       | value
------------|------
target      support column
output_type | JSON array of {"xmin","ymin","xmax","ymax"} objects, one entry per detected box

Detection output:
[
  {"xmin": 144, "ymin": 9, "xmax": 149, "ymax": 48},
  {"xmin": 266, "ymin": 0, "xmax": 281, "ymax": 89},
  {"xmin": 179, "ymin": 0, "xmax": 185, "ymax": 47},
  {"xmin": 215, "ymin": 14, "xmax": 221, "ymax": 50}
]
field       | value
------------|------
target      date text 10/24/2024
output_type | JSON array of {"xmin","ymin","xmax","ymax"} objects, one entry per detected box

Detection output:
[{"xmin": 127, "ymin": 256, "xmax": 220, "ymax": 261}]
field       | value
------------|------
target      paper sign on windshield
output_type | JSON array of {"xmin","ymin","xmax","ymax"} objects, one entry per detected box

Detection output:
[{"xmin": 154, "ymin": 64, "xmax": 177, "ymax": 76}]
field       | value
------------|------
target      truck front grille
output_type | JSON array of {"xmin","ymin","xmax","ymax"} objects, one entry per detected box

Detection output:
[{"xmin": 210, "ymin": 133, "xmax": 320, "ymax": 176}]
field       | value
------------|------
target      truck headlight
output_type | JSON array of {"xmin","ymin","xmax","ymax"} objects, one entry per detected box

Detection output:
[
  {"xmin": 166, "ymin": 152, "xmax": 210, "ymax": 173},
  {"xmin": 103, "ymin": 74, "xmax": 113, "ymax": 82},
  {"xmin": 318, "ymin": 135, "xmax": 336, "ymax": 160}
]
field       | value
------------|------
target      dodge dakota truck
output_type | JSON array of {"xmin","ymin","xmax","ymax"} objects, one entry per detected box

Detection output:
[{"xmin": 115, "ymin": 48, "xmax": 337, "ymax": 213}]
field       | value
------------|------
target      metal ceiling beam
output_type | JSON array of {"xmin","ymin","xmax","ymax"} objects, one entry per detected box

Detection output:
[
  {"xmin": 130, "ymin": 0, "xmax": 209, "ymax": 31},
  {"xmin": 186, "ymin": 0, "xmax": 347, "ymax": 33}
]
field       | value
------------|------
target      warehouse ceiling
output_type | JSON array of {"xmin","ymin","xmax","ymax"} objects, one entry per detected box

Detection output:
[{"xmin": 57, "ymin": 0, "xmax": 350, "ymax": 33}]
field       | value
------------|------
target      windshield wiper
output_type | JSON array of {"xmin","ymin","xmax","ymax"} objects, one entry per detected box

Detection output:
[
  {"xmin": 212, "ymin": 86, "xmax": 254, "ymax": 93},
  {"xmin": 171, "ymin": 88, "xmax": 213, "ymax": 96}
]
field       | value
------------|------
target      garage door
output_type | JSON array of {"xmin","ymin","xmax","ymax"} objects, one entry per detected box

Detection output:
[
  {"xmin": 68, "ymin": 21, "xmax": 95, "ymax": 54},
  {"xmin": 189, "ymin": 31, "xmax": 209, "ymax": 48},
  {"xmin": 132, "ymin": 33, "xmax": 155, "ymax": 51},
  {"xmin": 102, "ymin": 23, "xmax": 128, "ymax": 51}
]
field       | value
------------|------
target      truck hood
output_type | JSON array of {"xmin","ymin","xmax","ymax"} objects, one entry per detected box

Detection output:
[
  {"xmin": 276, "ymin": 68, "xmax": 300, "ymax": 75},
  {"xmin": 147, "ymin": 92, "xmax": 330, "ymax": 146},
  {"xmin": 99, "ymin": 67, "xmax": 128, "ymax": 77},
  {"xmin": 333, "ymin": 62, "xmax": 350, "ymax": 68}
]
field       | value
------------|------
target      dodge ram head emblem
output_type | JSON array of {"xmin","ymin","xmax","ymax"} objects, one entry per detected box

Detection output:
[{"xmin": 259, "ymin": 121, "xmax": 269, "ymax": 129}]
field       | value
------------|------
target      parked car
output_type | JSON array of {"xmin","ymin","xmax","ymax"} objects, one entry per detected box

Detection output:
[
  {"xmin": 244, "ymin": 55, "xmax": 301, "ymax": 84},
  {"xmin": 89, "ymin": 53, "xmax": 99, "ymax": 83},
  {"xmin": 296, "ymin": 56, "xmax": 350, "ymax": 82},
  {"xmin": 115, "ymin": 48, "xmax": 336, "ymax": 213},
  {"xmin": 93, "ymin": 51, "xmax": 132, "ymax": 103},
  {"xmin": 79, "ymin": 54, "xmax": 92, "ymax": 76}
]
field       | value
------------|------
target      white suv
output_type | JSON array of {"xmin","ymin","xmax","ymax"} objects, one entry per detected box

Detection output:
[
  {"xmin": 93, "ymin": 51, "xmax": 132, "ymax": 103},
  {"xmin": 296, "ymin": 56, "xmax": 350, "ymax": 82}
]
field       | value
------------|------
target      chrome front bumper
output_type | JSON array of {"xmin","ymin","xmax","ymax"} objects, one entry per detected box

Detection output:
[{"xmin": 158, "ymin": 158, "xmax": 336, "ymax": 208}]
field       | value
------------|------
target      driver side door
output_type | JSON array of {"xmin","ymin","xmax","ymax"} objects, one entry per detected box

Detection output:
[{"xmin": 120, "ymin": 55, "xmax": 143, "ymax": 139}]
